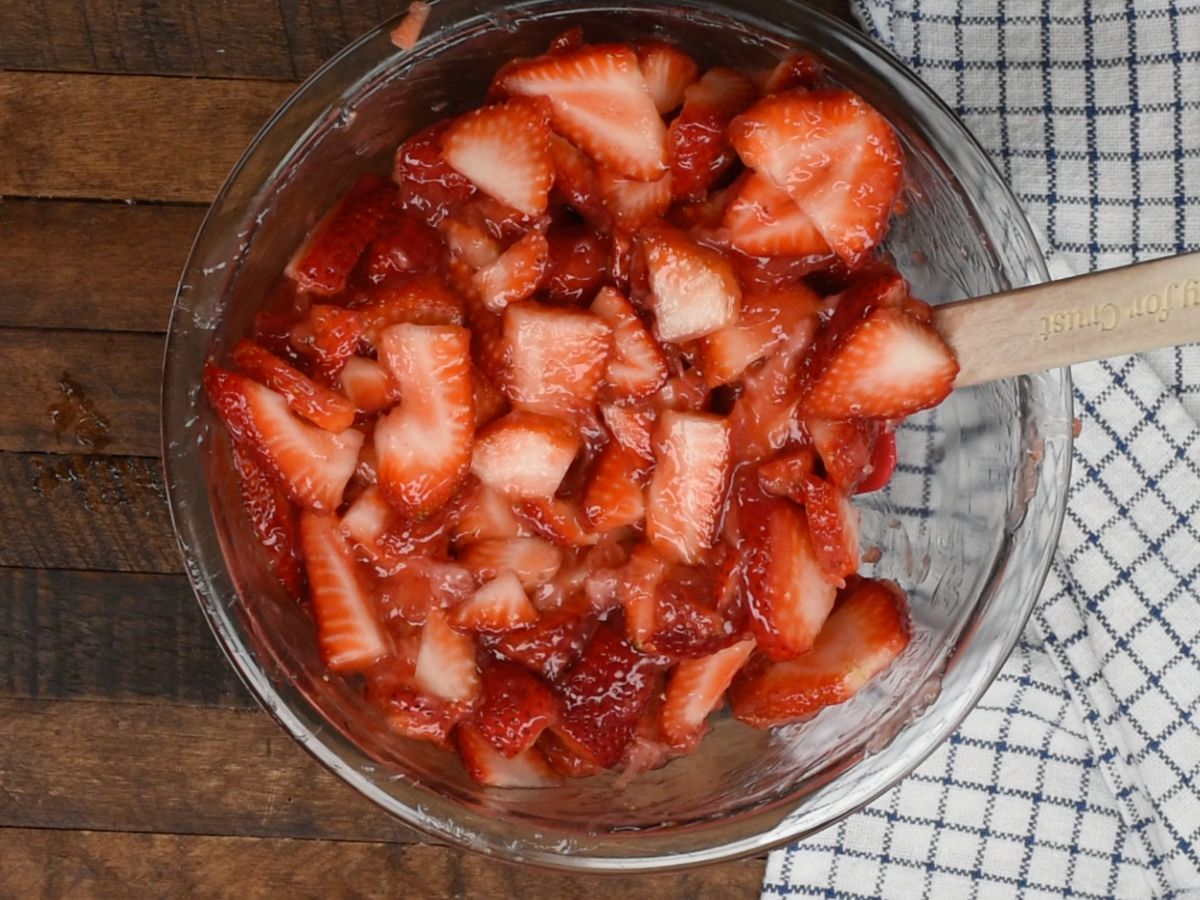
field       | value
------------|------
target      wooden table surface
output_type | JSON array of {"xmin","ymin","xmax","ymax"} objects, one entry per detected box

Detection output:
[{"xmin": 0, "ymin": 2, "xmax": 848, "ymax": 895}]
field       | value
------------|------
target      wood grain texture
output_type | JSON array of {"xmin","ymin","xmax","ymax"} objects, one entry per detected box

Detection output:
[
  {"xmin": 0, "ymin": 828, "xmax": 767, "ymax": 899},
  {"xmin": 0, "ymin": 199, "xmax": 202, "ymax": 332},
  {"xmin": 0, "ymin": 73, "xmax": 294, "ymax": 202},
  {"xmin": 0, "ymin": 453, "xmax": 178, "ymax": 573}
]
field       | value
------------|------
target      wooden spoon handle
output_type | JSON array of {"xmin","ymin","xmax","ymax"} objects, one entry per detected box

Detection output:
[{"xmin": 934, "ymin": 251, "xmax": 1200, "ymax": 388}]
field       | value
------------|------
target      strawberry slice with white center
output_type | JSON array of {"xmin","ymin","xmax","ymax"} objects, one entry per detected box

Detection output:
[
  {"xmin": 722, "ymin": 172, "xmax": 834, "ymax": 259},
  {"xmin": 471, "ymin": 661, "xmax": 560, "ymax": 757},
  {"xmin": 502, "ymin": 302, "xmax": 612, "ymax": 418},
  {"xmin": 659, "ymin": 638, "xmax": 755, "ymax": 749},
  {"xmin": 597, "ymin": 168, "xmax": 673, "ymax": 228},
  {"xmin": 600, "ymin": 400, "xmax": 657, "ymax": 460},
  {"xmin": 646, "ymin": 411, "xmax": 732, "ymax": 565},
  {"xmin": 641, "ymin": 222, "xmax": 741, "ymax": 343},
  {"xmin": 459, "ymin": 536, "xmax": 563, "ymax": 589},
  {"xmin": 728, "ymin": 578, "xmax": 911, "ymax": 728},
  {"xmin": 441, "ymin": 97, "xmax": 554, "ymax": 217},
  {"xmin": 472, "ymin": 230, "xmax": 549, "ymax": 313},
  {"xmin": 802, "ymin": 307, "xmax": 959, "ymax": 419},
  {"xmin": 699, "ymin": 284, "xmax": 822, "ymax": 387},
  {"xmin": 636, "ymin": 42, "xmax": 700, "ymax": 114},
  {"xmin": 590, "ymin": 287, "xmax": 668, "ymax": 401},
  {"xmin": 499, "ymin": 44, "xmax": 668, "ymax": 181},
  {"xmin": 471, "ymin": 411, "xmax": 580, "ymax": 498},
  {"xmin": 737, "ymin": 489, "xmax": 836, "ymax": 661},
  {"xmin": 338, "ymin": 356, "xmax": 401, "ymax": 414},
  {"xmin": 450, "ymin": 571, "xmax": 539, "ymax": 633},
  {"xmin": 512, "ymin": 498, "xmax": 599, "ymax": 547},
  {"xmin": 450, "ymin": 478, "xmax": 529, "ymax": 544},
  {"xmin": 667, "ymin": 66, "xmax": 757, "ymax": 201},
  {"xmin": 204, "ymin": 363, "xmax": 363, "ymax": 514},
  {"xmin": 413, "ymin": 607, "xmax": 480, "ymax": 704},
  {"xmin": 375, "ymin": 323, "xmax": 474, "ymax": 517},
  {"xmin": 456, "ymin": 723, "xmax": 559, "ymax": 787},
  {"xmin": 582, "ymin": 441, "xmax": 650, "ymax": 532},
  {"xmin": 801, "ymin": 474, "xmax": 861, "ymax": 588},
  {"xmin": 231, "ymin": 445, "xmax": 302, "ymax": 597},
  {"xmin": 339, "ymin": 483, "xmax": 453, "ymax": 568},
  {"xmin": 299, "ymin": 510, "xmax": 388, "ymax": 672},
  {"xmin": 805, "ymin": 418, "xmax": 880, "ymax": 492},
  {"xmin": 232, "ymin": 339, "xmax": 357, "ymax": 432},
  {"xmin": 729, "ymin": 89, "xmax": 904, "ymax": 266},
  {"xmin": 358, "ymin": 275, "xmax": 465, "ymax": 345}
]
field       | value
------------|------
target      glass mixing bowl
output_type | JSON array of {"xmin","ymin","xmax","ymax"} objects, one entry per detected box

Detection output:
[{"xmin": 162, "ymin": 0, "xmax": 1074, "ymax": 872}]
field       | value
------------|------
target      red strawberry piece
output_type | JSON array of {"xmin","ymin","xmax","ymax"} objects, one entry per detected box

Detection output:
[
  {"xmin": 231, "ymin": 339, "xmax": 357, "ymax": 432},
  {"xmin": 461, "ymin": 194, "xmax": 544, "ymax": 243},
  {"xmin": 231, "ymin": 444, "xmax": 302, "ymax": 596},
  {"xmin": 502, "ymin": 301, "xmax": 612, "ymax": 417},
  {"xmin": 513, "ymin": 497, "xmax": 599, "ymax": 547},
  {"xmin": 668, "ymin": 179, "xmax": 739, "ymax": 232},
  {"xmin": 362, "ymin": 207, "xmax": 443, "ymax": 283},
  {"xmin": 252, "ymin": 306, "xmax": 307, "ymax": 364},
  {"xmin": 471, "ymin": 411, "xmax": 580, "ymax": 498},
  {"xmin": 471, "ymin": 363, "xmax": 508, "ymax": 429},
  {"xmin": 582, "ymin": 441, "xmax": 650, "ymax": 532},
  {"xmin": 299, "ymin": 510, "xmax": 388, "ymax": 672},
  {"xmin": 459, "ymin": 536, "xmax": 563, "ymax": 589},
  {"xmin": 553, "ymin": 623, "xmax": 671, "ymax": 768},
  {"xmin": 548, "ymin": 134, "xmax": 609, "ymax": 228},
  {"xmin": 641, "ymin": 222, "xmax": 741, "ymax": 343},
  {"xmin": 354, "ymin": 437, "xmax": 379, "ymax": 485},
  {"xmin": 471, "ymin": 661, "xmax": 560, "ymax": 756},
  {"xmin": 806, "ymin": 418, "xmax": 880, "ymax": 492},
  {"xmin": 473, "ymin": 230, "xmax": 549, "ymax": 313},
  {"xmin": 699, "ymin": 284, "xmax": 822, "ymax": 387},
  {"xmin": 389, "ymin": 0, "xmax": 430, "ymax": 50},
  {"xmin": 729, "ymin": 89, "xmax": 904, "ymax": 266},
  {"xmin": 655, "ymin": 369, "xmax": 711, "ymax": 413},
  {"xmin": 375, "ymin": 324, "xmax": 474, "ymax": 517},
  {"xmin": 609, "ymin": 226, "xmax": 636, "ymax": 294},
  {"xmin": 543, "ymin": 226, "xmax": 610, "ymax": 304},
  {"xmin": 441, "ymin": 97, "xmax": 554, "ymax": 217},
  {"xmin": 759, "ymin": 51, "xmax": 826, "ymax": 95},
  {"xmin": 802, "ymin": 307, "xmax": 959, "ymax": 419},
  {"xmin": 500, "ymin": 44, "xmax": 668, "ymax": 181},
  {"xmin": 204, "ymin": 364, "xmax": 363, "ymax": 513},
  {"xmin": 412, "ymin": 607, "xmax": 480, "ymax": 704},
  {"xmin": 855, "ymin": 428, "xmax": 897, "ymax": 494},
  {"xmin": 757, "ymin": 446, "xmax": 816, "ymax": 499},
  {"xmin": 732, "ymin": 251, "xmax": 835, "ymax": 293},
  {"xmin": 723, "ymin": 172, "xmax": 834, "ymax": 259},
  {"xmin": 636, "ymin": 42, "xmax": 700, "ymax": 114},
  {"xmin": 456, "ymin": 723, "xmax": 559, "ymax": 787},
  {"xmin": 393, "ymin": 120, "xmax": 478, "ymax": 227},
  {"xmin": 646, "ymin": 411, "xmax": 732, "ymax": 565},
  {"xmin": 450, "ymin": 571, "xmax": 539, "ymax": 633},
  {"xmin": 339, "ymin": 484, "xmax": 454, "ymax": 568},
  {"xmin": 546, "ymin": 25, "xmax": 585, "ymax": 55},
  {"xmin": 802, "ymin": 475, "xmax": 861, "ymax": 587},
  {"xmin": 369, "ymin": 676, "xmax": 464, "ymax": 747},
  {"xmin": 285, "ymin": 173, "xmax": 397, "ymax": 295},
  {"xmin": 338, "ymin": 356, "xmax": 401, "ymax": 414},
  {"xmin": 600, "ymin": 399, "xmax": 657, "ymax": 460},
  {"xmin": 667, "ymin": 66, "xmax": 757, "ymax": 201},
  {"xmin": 737, "ymin": 489, "xmax": 836, "ymax": 661},
  {"xmin": 450, "ymin": 478, "xmax": 528, "ymax": 544},
  {"xmin": 590, "ymin": 286, "xmax": 668, "ymax": 401},
  {"xmin": 801, "ymin": 270, "xmax": 908, "ymax": 378},
  {"xmin": 538, "ymin": 731, "xmax": 606, "ymax": 778},
  {"xmin": 440, "ymin": 217, "xmax": 502, "ymax": 270},
  {"xmin": 728, "ymin": 578, "xmax": 911, "ymax": 728},
  {"xmin": 358, "ymin": 275, "xmax": 465, "ymax": 344},
  {"xmin": 484, "ymin": 597, "xmax": 597, "ymax": 681},
  {"xmin": 289, "ymin": 304, "xmax": 365, "ymax": 383},
  {"xmin": 598, "ymin": 167, "xmax": 673, "ymax": 228},
  {"xmin": 660, "ymin": 637, "xmax": 755, "ymax": 749}
]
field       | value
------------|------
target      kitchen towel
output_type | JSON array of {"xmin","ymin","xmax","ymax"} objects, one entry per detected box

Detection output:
[{"xmin": 763, "ymin": 2, "xmax": 1200, "ymax": 897}]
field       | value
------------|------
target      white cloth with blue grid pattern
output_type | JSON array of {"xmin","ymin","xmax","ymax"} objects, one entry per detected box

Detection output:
[{"xmin": 762, "ymin": 2, "xmax": 1200, "ymax": 897}]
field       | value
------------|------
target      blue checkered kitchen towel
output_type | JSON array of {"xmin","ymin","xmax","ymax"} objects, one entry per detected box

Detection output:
[{"xmin": 763, "ymin": 2, "xmax": 1200, "ymax": 898}]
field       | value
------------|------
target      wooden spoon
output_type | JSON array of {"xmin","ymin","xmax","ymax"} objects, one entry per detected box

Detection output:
[{"xmin": 934, "ymin": 251, "xmax": 1200, "ymax": 387}]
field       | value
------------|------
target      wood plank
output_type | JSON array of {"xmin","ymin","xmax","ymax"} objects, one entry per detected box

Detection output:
[
  {"xmin": 0, "ymin": 828, "xmax": 766, "ymax": 898},
  {"xmin": 0, "ymin": 698, "xmax": 421, "ymax": 843},
  {"xmin": 0, "ymin": 73, "xmax": 294, "ymax": 202},
  {"xmin": 0, "ymin": 199, "xmax": 202, "ymax": 332},
  {"xmin": 0, "ymin": 568, "xmax": 249, "ymax": 709},
  {"xmin": 0, "ymin": 453, "xmax": 178, "ymax": 573}
]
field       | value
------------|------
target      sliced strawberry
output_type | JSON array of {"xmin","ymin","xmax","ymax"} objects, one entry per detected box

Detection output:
[
  {"xmin": 393, "ymin": 121, "xmax": 477, "ymax": 227},
  {"xmin": 513, "ymin": 498, "xmax": 598, "ymax": 547},
  {"xmin": 377, "ymin": 558, "xmax": 475, "ymax": 625},
  {"xmin": 389, "ymin": 0, "xmax": 430, "ymax": 50},
  {"xmin": 502, "ymin": 302, "xmax": 612, "ymax": 417},
  {"xmin": 450, "ymin": 479, "xmax": 527, "ymax": 544},
  {"xmin": 339, "ymin": 484, "xmax": 453, "ymax": 568},
  {"xmin": 538, "ymin": 731, "xmax": 606, "ymax": 778},
  {"xmin": 362, "ymin": 207, "xmax": 443, "ymax": 283},
  {"xmin": 598, "ymin": 168, "xmax": 672, "ymax": 228},
  {"xmin": 699, "ymin": 284, "xmax": 822, "ymax": 387},
  {"xmin": 667, "ymin": 66, "xmax": 757, "ymax": 201},
  {"xmin": 231, "ymin": 444, "xmax": 302, "ymax": 596},
  {"xmin": 441, "ymin": 97, "xmax": 554, "ymax": 217},
  {"xmin": 737, "ymin": 489, "xmax": 836, "ymax": 661},
  {"xmin": 231, "ymin": 339, "xmax": 357, "ymax": 432},
  {"xmin": 338, "ymin": 356, "xmax": 401, "ymax": 414},
  {"xmin": 590, "ymin": 286, "xmax": 668, "ymax": 401},
  {"xmin": 757, "ymin": 446, "xmax": 816, "ymax": 499},
  {"xmin": 759, "ymin": 51, "xmax": 826, "ymax": 95},
  {"xmin": 473, "ymin": 230, "xmax": 549, "ymax": 313},
  {"xmin": 369, "ymin": 679, "xmax": 463, "ymax": 748},
  {"xmin": 636, "ymin": 42, "xmax": 700, "ymax": 114},
  {"xmin": 470, "ymin": 364, "xmax": 508, "ymax": 429},
  {"xmin": 802, "ymin": 475, "xmax": 860, "ymax": 588},
  {"xmin": 450, "ymin": 571, "xmax": 539, "ymax": 633},
  {"xmin": 600, "ymin": 399, "xmax": 657, "ymax": 460},
  {"xmin": 609, "ymin": 226, "xmax": 636, "ymax": 293},
  {"xmin": 299, "ymin": 510, "xmax": 388, "ymax": 672},
  {"xmin": 204, "ymin": 364, "xmax": 363, "ymax": 513},
  {"xmin": 856, "ymin": 428, "xmax": 897, "ymax": 494},
  {"xmin": 548, "ymin": 134, "xmax": 609, "ymax": 227},
  {"xmin": 440, "ymin": 216, "xmax": 501, "ymax": 270},
  {"xmin": 289, "ymin": 304, "xmax": 366, "ymax": 384},
  {"xmin": 412, "ymin": 607, "xmax": 480, "ymax": 703},
  {"xmin": 375, "ymin": 324, "xmax": 474, "ymax": 517},
  {"xmin": 668, "ymin": 179, "xmax": 739, "ymax": 231},
  {"xmin": 286, "ymin": 174, "xmax": 397, "ymax": 295},
  {"xmin": 543, "ymin": 226, "xmax": 610, "ymax": 304},
  {"xmin": 728, "ymin": 578, "xmax": 911, "ymax": 728},
  {"xmin": 553, "ymin": 623, "xmax": 670, "ymax": 768},
  {"xmin": 806, "ymin": 418, "xmax": 879, "ymax": 492},
  {"xmin": 485, "ymin": 598, "xmax": 597, "ymax": 681},
  {"xmin": 733, "ymin": 251, "xmax": 834, "ymax": 292},
  {"xmin": 723, "ymin": 172, "xmax": 833, "ymax": 259},
  {"xmin": 641, "ymin": 222, "xmax": 741, "ymax": 343},
  {"xmin": 471, "ymin": 411, "xmax": 580, "ymax": 497},
  {"xmin": 457, "ymin": 723, "xmax": 559, "ymax": 787},
  {"xmin": 729, "ymin": 89, "xmax": 904, "ymax": 265},
  {"xmin": 471, "ymin": 661, "xmax": 560, "ymax": 756},
  {"xmin": 802, "ymin": 307, "xmax": 959, "ymax": 419},
  {"xmin": 459, "ymin": 536, "xmax": 563, "ymax": 589},
  {"xmin": 358, "ymin": 275, "xmax": 465, "ymax": 344},
  {"xmin": 646, "ymin": 411, "xmax": 731, "ymax": 565},
  {"xmin": 500, "ymin": 44, "xmax": 667, "ymax": 181},
  {"xmin": 660, "ymin": 638, "xmax": 755, "ymax": 749},
  {"xmin": 582, "ymin": 441, "xmax": 649, "ymax": 532}
]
